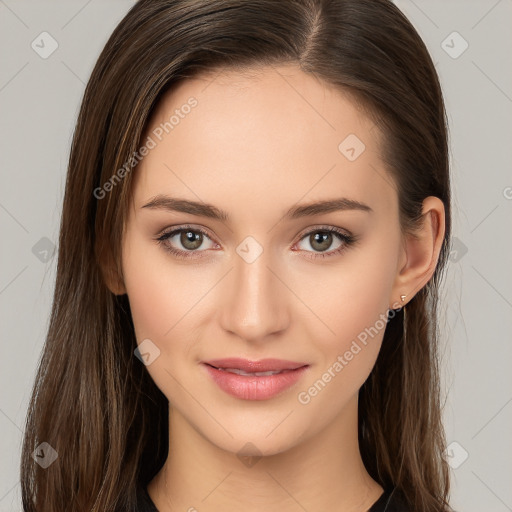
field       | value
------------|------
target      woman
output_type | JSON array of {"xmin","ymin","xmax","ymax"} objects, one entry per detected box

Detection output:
[{"xmin": 21, "ymin": 1, "xmax": 453, "ymax": 511}]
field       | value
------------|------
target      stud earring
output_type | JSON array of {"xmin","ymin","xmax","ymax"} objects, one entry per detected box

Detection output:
[{"xmin": 400, "ymin": 294, "xmax": 407, "ymax": 303}]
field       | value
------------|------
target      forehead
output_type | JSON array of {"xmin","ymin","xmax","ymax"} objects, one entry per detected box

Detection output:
[{"xmin": 132, "ymin": 65, "xmax": 397, "ymax": 221}]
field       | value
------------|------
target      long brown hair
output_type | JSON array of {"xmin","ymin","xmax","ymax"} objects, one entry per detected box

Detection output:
[{"xmin": 20, "ymin": 1, "xmax": 452, "ymax": 510}]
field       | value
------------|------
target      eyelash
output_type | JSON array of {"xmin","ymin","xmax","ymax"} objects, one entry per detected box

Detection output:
[{"xmin": 155, "ymin": 224, "xmax": 358, "ymax": 261}]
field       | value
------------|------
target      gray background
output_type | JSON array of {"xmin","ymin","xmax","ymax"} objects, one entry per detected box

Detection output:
[{"xmin": 1, "ymin": 1, "xmax": 511, "ymax": 510}]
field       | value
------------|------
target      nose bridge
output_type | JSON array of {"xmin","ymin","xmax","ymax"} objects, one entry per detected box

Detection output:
[{"xmin": 219, "ymin": 245, "xmax": 289, "ymax": 341}]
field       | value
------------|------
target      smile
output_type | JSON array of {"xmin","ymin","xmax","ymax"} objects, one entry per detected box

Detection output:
[{"xmin": 202, "ymin": 358, "xmax": 310, "ymax": 400}]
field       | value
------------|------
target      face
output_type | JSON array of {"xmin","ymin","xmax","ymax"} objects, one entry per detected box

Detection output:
[{"xmin": 120, "ymin": 64, "xmax": 406, "ymax": 456}]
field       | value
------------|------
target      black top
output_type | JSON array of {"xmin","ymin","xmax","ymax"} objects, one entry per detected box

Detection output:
[{"xmin": 136, "ymin": 483, "xmax": 410, "ymax": 511}]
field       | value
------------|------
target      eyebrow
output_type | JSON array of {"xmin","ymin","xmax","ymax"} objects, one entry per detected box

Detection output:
[{"xmin": 141, "ymin": 194, "xmax": 373, "ymax": 221}]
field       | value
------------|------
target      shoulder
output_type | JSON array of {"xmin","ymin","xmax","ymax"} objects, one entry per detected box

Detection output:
[
  {"xmin": 135, "ymin": 482, "xmax": 159, "ymax": 512},
  {"xmin": 368, "ymin": 487, "xmax": 411, "ymax": 512}
]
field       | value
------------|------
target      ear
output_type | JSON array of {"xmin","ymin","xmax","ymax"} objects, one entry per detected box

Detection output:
[
  {"xmin": 103, "ymin": 267, "xmax": 127, "ymax": 296},
  {"xmin": 99, "ymin": 252, "xmax": 127, "ymax": 296},
  {"xmin": 390, "ymin": 196, "xmax": 446, "ymax": 307}
]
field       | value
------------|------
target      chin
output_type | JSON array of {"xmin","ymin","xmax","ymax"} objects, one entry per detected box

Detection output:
[{"xmin": 196, "ymin": 416, "xmax": 310, "ymax": 459}]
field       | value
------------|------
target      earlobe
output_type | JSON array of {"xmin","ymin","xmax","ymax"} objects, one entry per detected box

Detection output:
[
  {"xmin": 99, "ymin": 259, "xmax": 127, "ymax": 296},
  {"xmin": 104, "ymin": 270, "xmax": 127, "ymax": 296},
  {"xmin": 390, "ymin": 196, "xmax": 446, "ymax": 305}
]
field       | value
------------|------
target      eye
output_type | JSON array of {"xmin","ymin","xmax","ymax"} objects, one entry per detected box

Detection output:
[
  {"xmin": 156, "ymin": 225, "xmax": 219, "ymax": 259},
  {"xmin": 293, "ymin": 226, "xmax": 358, "ymax": 259},
  {"xmin": 155, "ymin": 224, "xmax": 358, "ymax": 261}
]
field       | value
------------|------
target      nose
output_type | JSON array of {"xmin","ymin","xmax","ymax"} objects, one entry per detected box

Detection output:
[{"xmin": 218, "ymin": 248, "xmax": 290, "ymax": 343}]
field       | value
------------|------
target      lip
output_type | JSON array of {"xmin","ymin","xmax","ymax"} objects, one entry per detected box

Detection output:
[
  {"xmin": 202, "ymin": 358, "xmax": 310, "ymax": 401},
  {"xmin": 204, "ymin": 358, "xmax": 308, "ymax": 372}
]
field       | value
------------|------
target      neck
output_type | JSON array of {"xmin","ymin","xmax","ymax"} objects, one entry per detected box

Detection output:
[{"xmin": 147, "ymin": 394, "xmax": 383, "ymax": 512}]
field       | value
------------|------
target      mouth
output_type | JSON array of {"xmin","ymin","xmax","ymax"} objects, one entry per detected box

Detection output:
[
  {"xmin": 201, "ymin": 358, "xmax": 310, "ymax": 400},
  {"xmin": 204, "ymin": 357, "xmax": 308, "ymax": 373},
  {"xmin": 207, "ymin": 366, "xmax": 296, "ymax": 377}
]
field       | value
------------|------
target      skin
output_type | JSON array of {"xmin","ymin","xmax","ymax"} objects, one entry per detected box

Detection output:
[{"xmin": 107, "ymin": 64, "xmax": 445, "ymax": 511}]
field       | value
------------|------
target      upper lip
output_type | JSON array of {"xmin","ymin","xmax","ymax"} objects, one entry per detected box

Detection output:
[{"xmin": 203, "ymin": 358, "xmax": 308, "ymax": 372}]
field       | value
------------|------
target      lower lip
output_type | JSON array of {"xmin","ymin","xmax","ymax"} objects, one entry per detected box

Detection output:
[{"xmin": 203, "ymin": 364, "xmax": 309, "ymax": 400}]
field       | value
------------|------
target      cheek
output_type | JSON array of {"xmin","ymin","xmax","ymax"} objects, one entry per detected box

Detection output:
[
  {"xmin": 296, "ymin": 232, "xmax": 399, "ymax": 397},
  {"xmin": 122, "ymin": 233, "xmax": 212, "ymax": 342},
  {"xmin": 123, "ymin": 257, "xmax": 174, "ymax": 342},
  {"xmin": 122, "ymin": 235, "xmax": 228, "ymax": 406},
  {"xmin": 303, "ymin": 239, "xmax": 398, "ymax": 346},
  {"xmin": 122, "ymin": 240, "xmax": 210, "ymax": 396}
]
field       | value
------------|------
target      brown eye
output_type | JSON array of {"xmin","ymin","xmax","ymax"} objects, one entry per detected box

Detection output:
[
  {"xmin": 180, "ymin": 230, "xmax": 203, "ymax": 250},
  {"xmin": 156, "ymin": 226, "xmax": 217, "ymax": 257},
  {"xmin": 309, "ymin": 232, "xmax": 334, "ymax": 252},
  {"xmin": 294, "ymin": 226, "xmax": 357, "ymax": 259}
]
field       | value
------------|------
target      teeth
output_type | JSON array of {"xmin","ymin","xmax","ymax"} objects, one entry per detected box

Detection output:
[{"xmin": 219, "ymin": 367, "xmax": 284, "ymax": 376}]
